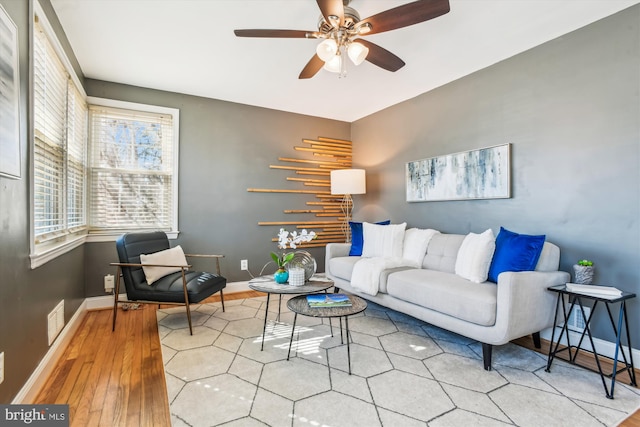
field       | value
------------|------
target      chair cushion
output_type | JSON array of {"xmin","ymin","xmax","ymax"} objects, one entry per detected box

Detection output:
[
  {"xmin": 128, "ymin": 270, "xmax": 226, "ymax": 303},
  {"xmin": 140, "ymin": 245, "xmax": 188, "ymax": 285}
]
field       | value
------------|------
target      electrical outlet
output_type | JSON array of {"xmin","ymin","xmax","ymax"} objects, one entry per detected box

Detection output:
[
  {"xmin": 241, "ymin": 259, "xmax": 248, "ymax": 271},
  {"xmin": 104, "ymin": 274, "xmax": 115, "ymax": 293},
  {"xmin": 0, "ymin": 352, "xmax": 4, "ymax": 384}
]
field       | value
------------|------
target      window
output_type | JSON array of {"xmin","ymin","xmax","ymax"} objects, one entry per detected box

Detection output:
[
  {"xmin": 87, "ymin": 99, "xmax": 179, "ymax": 235},
  {"xmin": 32, "ymin": 9, "xmax": 88, "ymax": 264}
]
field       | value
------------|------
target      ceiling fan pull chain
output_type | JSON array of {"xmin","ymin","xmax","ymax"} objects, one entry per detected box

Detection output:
[{"xmin": 339, "ymin": 45, "xmax": 348, "ymax": 78}]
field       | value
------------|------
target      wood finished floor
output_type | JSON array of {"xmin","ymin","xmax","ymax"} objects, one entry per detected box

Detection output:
[{"xmin": 34, "ymin": 291, "xmax": 640, "ymax": 427}]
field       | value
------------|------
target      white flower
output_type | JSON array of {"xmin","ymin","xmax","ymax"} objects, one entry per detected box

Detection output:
[{"xmin": 275, "ymin": 228, "xmax": 316, "ymax": 249}]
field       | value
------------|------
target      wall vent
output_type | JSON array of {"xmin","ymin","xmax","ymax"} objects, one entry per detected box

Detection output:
[
  {"xmin": 567, "ymin": 305, "xmax": 591, "ymax": 332},
  {"xmin": 47, "ymin": 300, "xmax": 65, "ymax": 346}
]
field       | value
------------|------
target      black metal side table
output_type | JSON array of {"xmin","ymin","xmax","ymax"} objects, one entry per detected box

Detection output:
[
  {"xmin": 546, "ymin": 284, "xmax": 637, "ymax": 399},
  {"xmin": 287, "ymin": 294, "xmax": 367, "ymax": 375}
]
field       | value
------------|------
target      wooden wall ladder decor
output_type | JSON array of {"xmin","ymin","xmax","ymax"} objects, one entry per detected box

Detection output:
[{"xmin": 247, "ymin": 136, "xmax": 352, "ymax": 247}]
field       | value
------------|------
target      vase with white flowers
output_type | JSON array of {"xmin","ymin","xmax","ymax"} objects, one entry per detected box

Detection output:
[{"xmin": 271, "ymin": 228, "xmax": 316, "ymax": 284}]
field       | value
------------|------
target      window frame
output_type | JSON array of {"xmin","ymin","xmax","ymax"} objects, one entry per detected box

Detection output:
[{"xmin": 85, "ymin": 97, "xmax": 180, "ymax": 243}]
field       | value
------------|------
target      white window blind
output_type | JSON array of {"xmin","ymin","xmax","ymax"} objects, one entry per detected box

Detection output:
[
  {"xmin": 33, "ymin": 18, "xmax": 87, "ymax": 242},
  {"xmin": 89, "ymin": 105, "xmax": 175, "ymax": 231}
]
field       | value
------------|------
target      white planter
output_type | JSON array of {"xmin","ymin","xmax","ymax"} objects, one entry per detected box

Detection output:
[{"xmin": 288, "ymin": 267, "xmax": 305, "ymax": 286}]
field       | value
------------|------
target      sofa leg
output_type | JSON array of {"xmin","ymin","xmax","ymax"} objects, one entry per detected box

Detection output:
[
  {"xmin": 532, "ymin": 331, "xmax": 541, "ymax": 349},
  {"xmin": 482, "ymin": 343, "xmax": 492, "ymax": 371}
]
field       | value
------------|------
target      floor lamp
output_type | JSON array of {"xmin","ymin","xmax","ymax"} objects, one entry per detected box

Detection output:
[{"xmin": 330, "ymin": 169, "xmax": 366, "ymax": 243}]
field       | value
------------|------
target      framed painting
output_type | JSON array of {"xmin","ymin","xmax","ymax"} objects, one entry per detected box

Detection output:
[
  {"xmin": 0, "ymin": 4, "xmax": 20, "ymax": 179},
  {"xmin": 406, "ymin": 143, "xmax": 511, "ymax": 202}
]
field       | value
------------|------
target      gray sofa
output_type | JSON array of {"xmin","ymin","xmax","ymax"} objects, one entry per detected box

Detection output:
[{"xmin": 325, "ymin": 232, "xmax": 570, "ymax": 370}]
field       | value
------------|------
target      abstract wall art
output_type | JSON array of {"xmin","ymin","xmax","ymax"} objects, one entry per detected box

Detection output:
[{"xmin": 406, "ymin": 143, "xmax": 511, "ymax": 202}]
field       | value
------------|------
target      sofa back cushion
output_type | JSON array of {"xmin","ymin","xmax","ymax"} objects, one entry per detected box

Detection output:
[
  {"xmin": 422, "ymin": 234, "xmax": 466, "ymax": 273},
  {"xmin": 421, "ymin": 232, "xmax": 560, "ymax": 276},
  {"xmin": 535, "ymin": 242, "xmax": 561, "ymax": 271}
]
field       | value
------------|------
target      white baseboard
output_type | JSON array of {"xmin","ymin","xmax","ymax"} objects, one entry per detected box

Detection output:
[
  {"xmin": 540, "ymin": 327, "xmax": 640, "ymax": 365},
  {"xmin": 226, "ymin": 280, "xmax": 251, "ymax": 293}
]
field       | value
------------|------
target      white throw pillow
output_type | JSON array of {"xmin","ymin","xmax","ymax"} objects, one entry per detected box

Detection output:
[
  {"xmin": 362, "ymin": 222, "xmax": 407, "ymax": 258},
  {"xmin": 140, "ymin": 245, "xmax": 189, "ymax": 285},
  {"xmin": 402, "ymin": 228, "xmax": 440, "ymax": 267},
  {"xmin": 454, "ymin": 229, "xmax": 496, "ymax": 283}
]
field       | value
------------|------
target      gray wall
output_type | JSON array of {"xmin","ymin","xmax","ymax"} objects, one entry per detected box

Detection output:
[
  {"xmin": 0, "ymin": 0, "xmax": 85, "ymax": 403},
  {"xmin": 352, "ymin": 5, "xmax": 640, "ymax": 345},
  {"xmin": 1, "ymin": 0, "xmax": 638, "ymax": 403},
  {"xmin": 83, "ymin": 80, "xmax": 351, "ymax": 295}
]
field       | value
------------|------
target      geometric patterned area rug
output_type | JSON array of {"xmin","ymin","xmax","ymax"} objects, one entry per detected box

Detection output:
[{"xmin": 158, "ymin": 296, "xmax": 640, "ymax": 427}]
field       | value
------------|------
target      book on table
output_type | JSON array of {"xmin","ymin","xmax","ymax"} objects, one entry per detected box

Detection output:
[
  {"xmin": 565, "ymin": 283, "xmax": 622, "ymax": 297},
  {"xmin": 306, "ymin": 293, "xmax": 352, "ymax": 308}
]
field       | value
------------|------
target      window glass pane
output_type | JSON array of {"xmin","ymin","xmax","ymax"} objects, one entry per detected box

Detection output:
[
  {"xmin": 89, "ymin": 106, "xmax": 175, "ymax": 230},
  {"xmin": 33, "ymin": 17, "xmax": 88, "ymax": 243}
]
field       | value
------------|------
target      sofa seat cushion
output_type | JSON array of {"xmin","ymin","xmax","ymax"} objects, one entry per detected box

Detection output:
[
  {"xmin": 329, "ymin": 256, "xmax": 360, "ymax": 282},
  {"xmin": 329, "ymin": 257, "xmax": 411, "ymax": 294},
  {"xmin": 386, "ymin": 269, "xmax": 497, "ymax": 326}
]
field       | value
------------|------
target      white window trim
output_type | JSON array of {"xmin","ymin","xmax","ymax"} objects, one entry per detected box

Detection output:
[{"xmin": 86, "ymin": 97, "xmax": 180, "ymax": 242}]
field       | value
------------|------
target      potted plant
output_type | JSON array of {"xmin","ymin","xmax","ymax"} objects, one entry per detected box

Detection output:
[
  {"xmin": 271, "ymin": 228, "xmax": 316, "ymax": 284},
  {"xmin": 573, "ymin": 259, "xmax": 595, "ymax": 284}
]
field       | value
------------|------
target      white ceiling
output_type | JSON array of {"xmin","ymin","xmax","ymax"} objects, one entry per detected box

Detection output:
[{"xmin": 50, "ymin": 0, "xmax": 639, "ymax": 122}]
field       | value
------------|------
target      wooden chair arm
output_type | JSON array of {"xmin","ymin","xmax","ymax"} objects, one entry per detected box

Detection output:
[
  {"xmin": 183, "ymin": 254, "xmax": 224, "ymax": 258},
  {"xmin": 110, "ymin": 262, "xmax": 192, "ymax": 269},
  {"xmin": 183, "ymin": 254, "xmax": 224, "ymax": 275}
]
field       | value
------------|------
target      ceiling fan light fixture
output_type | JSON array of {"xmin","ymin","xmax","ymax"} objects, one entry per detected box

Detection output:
[
  {"xmin": 347, "ymin": 42, "xmax": 369, "ymax": 66},
  {"xmin": 323, "ymin": 55, "xmax": 342, "ymax": 73},
  {"xmin": 316, "ymin": 39, "xmax": 338, "ymax": 62}
]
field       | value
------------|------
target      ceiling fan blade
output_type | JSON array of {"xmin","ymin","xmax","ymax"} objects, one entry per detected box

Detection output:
[
  {"xmin": 358, "ymin": 0, "xmax": 450, "ymax": 35},
  {"xmin": 299, "ymin": 54, "xmax": 325, "ymax": 79},
  {"xmin": 354, "ymin": 39, "xmax": 405, "ymax": 72},
  {"xmin": 234, "ymin": 29, "xmax": 320, "ymax": 39},
  {"xmin": 316, "ymin": 0, "xmax": 345, "ymax": 28}
]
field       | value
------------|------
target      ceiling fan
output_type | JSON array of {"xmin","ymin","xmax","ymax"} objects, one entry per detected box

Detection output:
[{"xmin": 234, "ymin": 0, "xmax": 450, "ymax": 79}]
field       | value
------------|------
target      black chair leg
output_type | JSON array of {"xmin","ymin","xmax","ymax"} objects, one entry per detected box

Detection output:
[
  {"xmin": 482, "ymin": 343, "xmax": 493, "ymax": 371},
  {"xmin": 220, "ymin": 289, "xmax": 225, "ymax": 312}
]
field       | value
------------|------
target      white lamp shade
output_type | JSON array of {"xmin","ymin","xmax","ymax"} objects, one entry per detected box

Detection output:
[
  {"xmin": 316, "ymin": 39, "xmax": 338, "ymax": 62},
  {"xmin": 347, "ymin": 42, "xmax": 369, "ymax": 66},
  {"xmin": 323, "ymin": 55, "xmax": 342, "ymax": 73},
  {"xmin": 331, "ymin": 169, "xmax": 366, "ymax": 195}
]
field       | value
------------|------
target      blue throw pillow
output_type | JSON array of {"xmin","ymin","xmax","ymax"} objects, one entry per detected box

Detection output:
[
  {"xmin": 349, "ymin": 220, "xmax": 391, "ymax": 256},
  {"xmin": 487, "ymin": 227, "xmax": 546, "ymax": 283}
]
